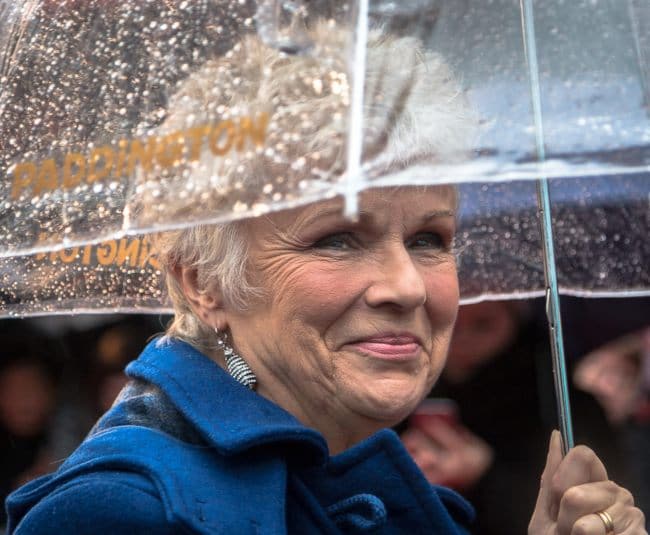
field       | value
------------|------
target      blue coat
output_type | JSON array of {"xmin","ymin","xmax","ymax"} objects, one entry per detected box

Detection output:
[{"xmin": 6, "ymin": 337, "xmax": 474, "ymax": 534}]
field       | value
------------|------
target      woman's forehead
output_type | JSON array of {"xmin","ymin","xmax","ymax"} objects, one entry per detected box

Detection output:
[
  {"xmin": 324, "ymin": 185, "xmax": 456, "ymax": 215},
  {"xmin": 258, "ymin": 185, "xmax": 457, "ymax": 231},
  {"xmin": 360, "ymin": 185, "xmax": 457, "ymax": 207}
]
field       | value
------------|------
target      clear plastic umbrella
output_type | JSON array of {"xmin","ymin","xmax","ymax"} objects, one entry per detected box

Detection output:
[{"xmin": 1, "ymin": 0, "xmax": 649, "ymax": 450}]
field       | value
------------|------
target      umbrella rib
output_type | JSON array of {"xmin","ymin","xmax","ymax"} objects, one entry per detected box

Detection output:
[{"xmin": 344, "ymin": 0, "xmax": 370, "ymax": 219}]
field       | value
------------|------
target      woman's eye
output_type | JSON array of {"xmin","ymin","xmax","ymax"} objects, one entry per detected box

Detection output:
[
  {"xmin": 408, "ymin": 232, "xmax": 446, "ymax": 249},
  {"xmin": 312, "ymin": 232, "xmax": 354, "ymax": 250}
]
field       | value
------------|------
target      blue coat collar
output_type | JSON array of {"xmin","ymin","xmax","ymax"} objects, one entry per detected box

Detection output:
[
  {"xmin": 126, "ymin": 337, "xmax": 329, "ymax": 463},
  {"xmin": 7, "ymin": 336, "xmax": 475, "ymax": 533}
]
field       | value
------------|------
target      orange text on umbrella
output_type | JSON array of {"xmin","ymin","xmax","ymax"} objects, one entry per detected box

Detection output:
[
  {"xmin": 9, "ymin": 112, "xmax": 269, "ymax": 200},
  {"xmin": 36, "ymin": 235, "xmax": 160, "ymax": 270}
]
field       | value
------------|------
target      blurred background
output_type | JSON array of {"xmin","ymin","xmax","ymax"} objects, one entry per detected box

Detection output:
[{"xmin": 0, "ymin": 313, "xmax": 165, "ymax": 529}]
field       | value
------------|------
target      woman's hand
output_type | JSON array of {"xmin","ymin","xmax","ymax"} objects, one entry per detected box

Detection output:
[
  {"xmin": 529, "ymin": 431, "xmax": 646, "ymax": 534},
  {"xmin": 402, "ymin": 418, "xmax": 493, "ymax": 490}
]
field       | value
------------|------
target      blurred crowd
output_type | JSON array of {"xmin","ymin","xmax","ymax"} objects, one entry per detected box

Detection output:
[
  {"xmin": 0, "ymin": 315, "xmax": 164, "ymax": 528},
  {"xmin": 1, "ymin": 298, "xmax": 649, "ymax": 533}
]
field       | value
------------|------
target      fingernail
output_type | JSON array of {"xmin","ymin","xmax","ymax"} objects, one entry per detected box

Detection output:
[{"xmin": 551, "ymin": 429, "xmax": 560, "ymax": 448}]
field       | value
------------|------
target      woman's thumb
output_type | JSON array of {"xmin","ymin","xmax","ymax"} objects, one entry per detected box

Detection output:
[{"xmin": 531, "ymin": 430, "xmax": 563, "ymax": 525}]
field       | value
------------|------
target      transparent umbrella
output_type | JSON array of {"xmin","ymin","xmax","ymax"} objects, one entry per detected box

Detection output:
[{"xmin": 0, "ymin": 0, "xmax": 649, "ymax": 451}]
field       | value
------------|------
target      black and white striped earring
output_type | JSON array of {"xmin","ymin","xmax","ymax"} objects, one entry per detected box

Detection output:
[{"xmin": 214, "ymin": 328, "xmax": 257, "ymax": 390}]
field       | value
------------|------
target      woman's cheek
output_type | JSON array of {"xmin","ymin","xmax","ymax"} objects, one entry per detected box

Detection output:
[
  {"xmin": 425, "ymin": 269, "xmax": 459, "ymax": 323},
  {"xmin": 296, "ymin": 271, "xmax": 362, "ymax": 317}
]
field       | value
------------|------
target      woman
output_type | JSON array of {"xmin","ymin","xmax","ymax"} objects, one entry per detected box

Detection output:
[{"xmin": 6, "ymin": 23, "xmax": 646, "ymax": 534}]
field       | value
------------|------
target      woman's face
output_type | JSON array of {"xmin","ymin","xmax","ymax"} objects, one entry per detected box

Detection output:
[{"xmin": 225, "ymin": 186, "xmax": 459, "ymax": 446}]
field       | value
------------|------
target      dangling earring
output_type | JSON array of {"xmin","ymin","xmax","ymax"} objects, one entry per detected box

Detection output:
[{"xmin": 214, "ymin": 328, "xmax": 257, "ymax": 390}]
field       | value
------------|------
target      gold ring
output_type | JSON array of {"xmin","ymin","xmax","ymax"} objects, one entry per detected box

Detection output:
[{"xmin": 596, "ymin": 510, "xmax": 615, "ymax": 534}]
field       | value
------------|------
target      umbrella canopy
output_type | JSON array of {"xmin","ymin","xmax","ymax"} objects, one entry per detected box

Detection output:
[{"xmin": 0, "ymin": 0, "xmax": 647, "ymax": 316}]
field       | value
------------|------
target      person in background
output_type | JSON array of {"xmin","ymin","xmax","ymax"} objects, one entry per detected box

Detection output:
[
  {"xmin": 0, "ymin": 316, "xmax": 162, "ymax": 531},
  {"xmin": 0, "ymin": 335, "xmax": 59, "ymax": 528},
  {"xmin": 89, "ymin": 319, "xmax": 161, "ymax": 414}
]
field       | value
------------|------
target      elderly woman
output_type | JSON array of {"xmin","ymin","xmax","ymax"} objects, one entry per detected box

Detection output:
[{"xmin": 6, "ymin": 23, "xmax": 646, "ymax": 535}]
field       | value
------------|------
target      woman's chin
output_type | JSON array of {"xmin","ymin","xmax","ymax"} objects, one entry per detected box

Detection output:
[{"xmin": 348, "ymin": 377, "xmax": 428, "ymax": 426}]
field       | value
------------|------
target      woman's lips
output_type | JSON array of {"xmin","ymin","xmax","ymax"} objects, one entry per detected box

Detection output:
[{"xmin": 347, "ymin": 335, "xmax": 422, "ymax": 360}]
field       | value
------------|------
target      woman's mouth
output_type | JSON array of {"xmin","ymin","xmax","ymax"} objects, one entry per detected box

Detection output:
[{"xmin": 347, "ymin": 334, "xmax": 422, "ymax": 360}]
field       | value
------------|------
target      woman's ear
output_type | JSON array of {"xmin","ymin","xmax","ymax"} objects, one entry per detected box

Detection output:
[{"xmin": 173, "ymin": 264, "xmax": 228, "ymax": 330}]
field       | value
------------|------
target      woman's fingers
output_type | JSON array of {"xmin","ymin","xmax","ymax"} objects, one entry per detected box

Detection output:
[
  {"xmin": 551, "ymin": 445, "xmax": 608, "ymax": 502},
  {"xmin": 546, "ymin": 444, "xmax": 607, "ymax": 529},
  {"xmin": 617, "ymin": 507, "xmax": 648, "ymax": 535},
  {"xmin": 555, "ymin": 481, "xmax": 622, "ymax": 534},
  {"xmin": 569, "ymin": 511, "xmax": 615, "ymax": 535},
  {"xmin": 568, "ymin": 507, "xmax": 647, "ymax": 535},
  {"xmin": 529, "ymin": 430, "xmax": 564, "ymax": 531},
  {"xmin": 529, "ymin": 432, "xmax": 646, "ymax": 535},
  {"xmin": 554, "ymin": 476, "xmax": 646, "ymax": 535}
]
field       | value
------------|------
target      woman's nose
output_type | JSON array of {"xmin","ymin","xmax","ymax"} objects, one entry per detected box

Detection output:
[{"xmin": 364, "ymin": 245, "xmax": 427, "ymax": 310}]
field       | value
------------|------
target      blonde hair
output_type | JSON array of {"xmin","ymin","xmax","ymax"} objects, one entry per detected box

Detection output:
[{"xmin": 148, "ymin": 21, "xmax": 475, "ymax": 350}]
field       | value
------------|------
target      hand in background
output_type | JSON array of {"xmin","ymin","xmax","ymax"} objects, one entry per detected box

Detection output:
[
  {"xmin": 528, "ymin": 431, "xmax": 646, "ymax": 534},
  {"xmin": 574, "ymin": 327, "xmax": 650, "ymax": 424},
  {"xmin": 402, "ymin": 417, "xmax": 493, "ymax": 490}
]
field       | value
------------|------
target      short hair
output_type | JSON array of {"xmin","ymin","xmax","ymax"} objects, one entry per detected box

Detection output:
[{"xmin": 147, "ymin": 21, "xmax": 476, "ymax": 352}]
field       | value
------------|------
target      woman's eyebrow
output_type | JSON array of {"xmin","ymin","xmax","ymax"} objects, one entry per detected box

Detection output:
[
  {"xmin": 290, "ymin": 205, "xmax": 346, "ymax": 231},
  {"xmin": 420, "ymin": 209, "xmax": 456, "ymax": 222},
  {"xmin": 290, "ymin": 206, "xmax": 455, "ymax": 232},
  {"xmin": 292, "ymin": 207, "xmax": 379, "ymax": 233}
]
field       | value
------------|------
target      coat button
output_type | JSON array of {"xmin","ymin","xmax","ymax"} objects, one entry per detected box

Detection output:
[{"xmin": 325, "ymin": 493, "xmax": 387, "ymax": 531}]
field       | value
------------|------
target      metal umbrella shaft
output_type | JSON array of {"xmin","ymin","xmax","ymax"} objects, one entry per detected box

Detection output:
[{"xmin": 520, "ymin": 0, "xmax": 575, "ymax": 455}]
